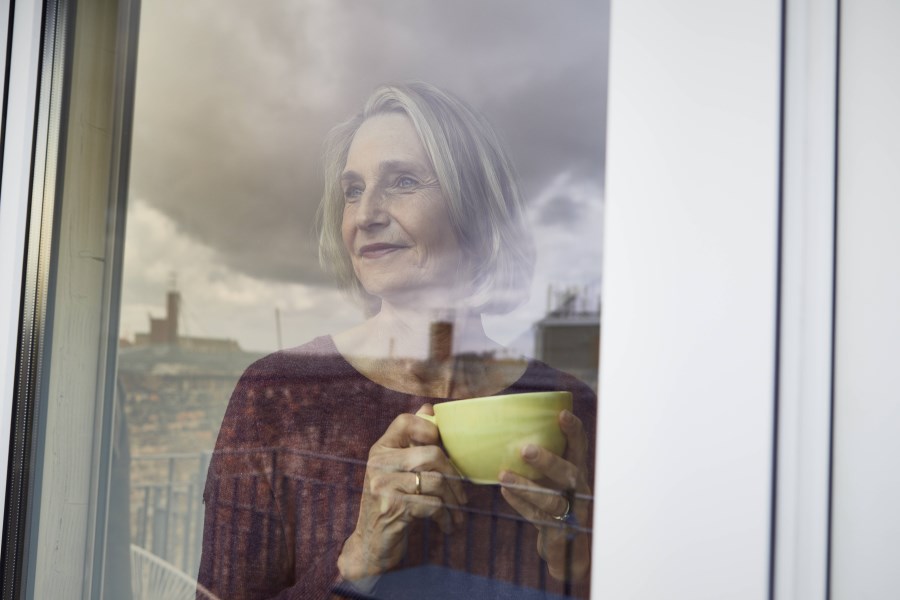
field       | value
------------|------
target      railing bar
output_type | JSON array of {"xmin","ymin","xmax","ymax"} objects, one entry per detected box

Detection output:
[
  {"xmin": 343, "ymin": 460, "xmax": 355, "ymax": 541},
  {"xmin": 464, "ymin": 502, "xmax": 474, "ymax": 574},
  {"xmin": 193, "ymin": 451, "xmax": 210, "ymax": 574},
  {"xmin": 421, "ymin": 512, "xmax": 430, "ymax": 565},
  {"xmin": 131, "ymin": 453, "xmax": 206, "ymax": 461},
  {"xmin": 139, "ymin": 486, "xmax": 151, "ymax": 548},
  {"xmin": 488, "ymin": 487, "xmax": 499, "ymax": 578},
  {"xmin": 514, "ymin": 518, "xmax": 523, "ymax": 586},
  {"xmin": 538, "ymin": 551, "xmax": 547, "ymax": 591},
  {"xmin": 326, "ymin": 482, "xmax": 335, "ymax": 564},
  {"xmin": 225, "ymin": 476, "xmax": 239, "ymax": 594},
  {"xmin": 162, "ymin": 457, "xmax": 175, "ymax": 558},
  {"xmin": 206, "ymin": 474, "xmax": 221, "ymax": 583},
  {"xmin": 183, "ymin": 482, "xmax": 194, "ymax": 573},
  {"xmin": 248, "ymin": 475, "xmax": 261, "ymax": 578},
  {"xmin": 296, "ymin": 478, "xmax": 306, "ymax": 574},
  {"xmin": 443, "ymin": 518, "xmax": 450, "ymax": 568},
  {"xmin": 268, "ymin": 449, "xmax": 277, "ymax": 574}
]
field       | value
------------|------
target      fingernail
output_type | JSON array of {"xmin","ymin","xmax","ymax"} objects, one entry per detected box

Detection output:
[
  {"xmin": 522, "ymin": 444, "xmax": 538, "ymax": 460},
  {"xmin": 560, "ymin": 410, "xmax": 574, "ymax": 425},
  {"xmin": 499, "ymin": 471, "xmax": 515, "ymax": 484}
]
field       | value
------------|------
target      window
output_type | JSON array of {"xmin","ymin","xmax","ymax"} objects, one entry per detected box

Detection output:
[{"xmin": 2, "ymin": 1, "xmax": 608, "ymax": 597}]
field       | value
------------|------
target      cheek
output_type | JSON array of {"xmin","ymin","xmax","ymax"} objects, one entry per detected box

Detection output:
[{"xmin": 340, "ymin": 211, "xmax": 354, "ymax": 253}]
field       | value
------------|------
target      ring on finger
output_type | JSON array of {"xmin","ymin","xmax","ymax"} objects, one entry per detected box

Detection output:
[
  {"xmin": 414, "ymin": 471, "xmax": 422, "ymax": 495},
  {"xmin": 552, "ymin": 497, "xmax": 572, "ymax": 522}
]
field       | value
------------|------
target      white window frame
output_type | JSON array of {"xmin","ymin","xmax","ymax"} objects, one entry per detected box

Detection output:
[{"xmin": 3, "ymin": 0, "xmax": 881, "ymax": 598}]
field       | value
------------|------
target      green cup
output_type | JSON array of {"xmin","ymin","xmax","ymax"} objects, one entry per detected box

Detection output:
[{"xmin": 419, "ymin": 391, "xmax": 573, "ymax": 485}]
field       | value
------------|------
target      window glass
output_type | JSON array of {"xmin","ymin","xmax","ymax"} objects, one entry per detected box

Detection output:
[{"xmin": 26, "ymin": 1, "xmax": 608, "ymax": 597}]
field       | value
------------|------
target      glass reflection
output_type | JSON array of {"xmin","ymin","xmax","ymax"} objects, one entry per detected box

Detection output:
[
  {"xmin": 194, "ymin": 83, "xmax": 595, "ymax": 598},
  {"xmin": 115, "ymin": 3, "xmax": 606, "ymax": 599}
]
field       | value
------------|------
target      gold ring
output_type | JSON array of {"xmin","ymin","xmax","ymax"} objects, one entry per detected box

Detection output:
[
  {"xmin": 552, "ymin": 497, "xmax": 572, "ymax": 522},
  {"xmin": 414, "ymin": 471, "xmax": 422, "ymax": 495}
]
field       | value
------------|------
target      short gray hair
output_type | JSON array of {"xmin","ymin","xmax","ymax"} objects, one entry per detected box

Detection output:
[{"xmin": 317, "ymin": 82, "xmax": 535, "ymax": 315}]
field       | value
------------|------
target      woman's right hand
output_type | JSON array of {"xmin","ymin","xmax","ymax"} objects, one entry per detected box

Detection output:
[{"xmin": 337, "ymin": 404, "xmax": 468, "ymax": 582}]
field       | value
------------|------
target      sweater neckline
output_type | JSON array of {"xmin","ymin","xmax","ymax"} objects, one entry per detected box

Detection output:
[{"xmin": 320, "ymin": 334, "xmax": 535, "ymax": 403}]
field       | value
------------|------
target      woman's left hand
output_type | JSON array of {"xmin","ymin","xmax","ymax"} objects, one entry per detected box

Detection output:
[{"xmin": 499, "ymin": 409, "xmax": 591, "ymax": 582}]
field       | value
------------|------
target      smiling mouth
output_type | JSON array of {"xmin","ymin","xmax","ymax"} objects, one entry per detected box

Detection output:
[{"xmin": 358, "ymin": 243, "xmax": 407, "ymax": 258}]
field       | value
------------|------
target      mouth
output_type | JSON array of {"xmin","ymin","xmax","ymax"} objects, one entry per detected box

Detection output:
[{"xmin": 357, "ymin": 243, "xmax": 408, "ymax": 259}]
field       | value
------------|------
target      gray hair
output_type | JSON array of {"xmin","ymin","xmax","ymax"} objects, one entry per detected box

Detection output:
[{"xmin": 317, "ymin": 81, "xmax": 535, "ymax": 315}]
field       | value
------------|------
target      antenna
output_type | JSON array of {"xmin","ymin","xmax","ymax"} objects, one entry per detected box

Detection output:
[{"xmin": 275, "ymin": 307, "xmax": 283, "ymax": 350}]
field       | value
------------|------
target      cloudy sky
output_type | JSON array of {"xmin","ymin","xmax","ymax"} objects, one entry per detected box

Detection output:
[{"xmin": 120, "ymin": 0, "xmax": 609, "ymax": 353}]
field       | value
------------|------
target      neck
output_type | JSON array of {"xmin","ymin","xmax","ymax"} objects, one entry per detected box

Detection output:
[
  {"xmin": 365, "ymin": 302, "xmax": 496, "ymax": 361},
  {"xmin": 332, "ymin": 301, "xmax": 527, "ymax": 400}
]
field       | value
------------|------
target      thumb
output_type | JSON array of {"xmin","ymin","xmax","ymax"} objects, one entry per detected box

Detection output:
[{"xmin": 410, "ymin": 404, "xmax": 436, "ymax": 447}]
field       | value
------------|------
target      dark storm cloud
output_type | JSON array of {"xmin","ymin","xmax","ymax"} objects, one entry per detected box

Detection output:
[
  {"xmin": 128, "ymin": 0, "xmax": 608, "ymax": 286},
  {"xmin": 540, "ymin": 195, "xmax": 586, "ymax": 226}
]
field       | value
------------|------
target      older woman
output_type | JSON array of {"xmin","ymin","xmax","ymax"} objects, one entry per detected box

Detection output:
[{"xmin": 198, "ymin": 82, "xmax": 596, "ymax": 599}]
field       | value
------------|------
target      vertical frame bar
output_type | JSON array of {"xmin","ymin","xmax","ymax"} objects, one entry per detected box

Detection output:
[
  {"xmin": 2, "ymin": 0, "xmax": 71, "ymax": 596},
  {"xmin": 0, "ymin": 0, "xmax": 44, "ymax": 554},
  {"xmin": 773, "ymin": 0, "xmax": 839, "ymax": 597},
  {"xmin": 596, "ymin": 0, "xmax": 782, "ymax": 597},
  {"xmin": 831, "ymin": 1, "xmax": 900, "ymax": 597}
]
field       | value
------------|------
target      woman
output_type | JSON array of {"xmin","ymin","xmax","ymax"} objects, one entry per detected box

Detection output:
[{"xmin": 198, "ymin": 82, "xmax": 596, "ymax": 599}]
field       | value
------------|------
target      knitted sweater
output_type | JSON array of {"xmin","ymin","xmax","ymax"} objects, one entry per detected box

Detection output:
[{"xmin": 197, "ymin": 336, "xmax": 596, "ymax": 599}]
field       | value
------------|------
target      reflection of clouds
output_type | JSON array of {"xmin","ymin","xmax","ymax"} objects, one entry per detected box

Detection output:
[
  {"xmin": 120, "ymin": 185, "xmax": 602, "ymax": 354},
  {"xmin": 484, "ymin": 173, "xmax": 603, "ymax": 352},
  {"xmin": 120, "ymin": 200, "xmax": 362, "ymax": 352},
  {"xmin": 129, "ymin": 0, "xmax": 607, "ymax": 287},
  {"xmin": 124, "ymin": 1, "xmax": 607, "ymax": 352},
  {"xmin": 530, "ymin": 172, "xmax": 604, "ymax": 288}
]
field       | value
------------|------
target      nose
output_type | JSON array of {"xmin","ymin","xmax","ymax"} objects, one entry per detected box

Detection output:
[{"xmin": 354, "ymin": 188, "xmax": 389, "ymax": 230}]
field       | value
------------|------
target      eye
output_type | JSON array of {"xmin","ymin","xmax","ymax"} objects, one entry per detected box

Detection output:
[
  {"xmin": 343, "ymin": 185, "xmax": 363, "ymax": 202},
  {"xmin": 396, "ymin": 175, "xmax": 418, "ymax": 189}
]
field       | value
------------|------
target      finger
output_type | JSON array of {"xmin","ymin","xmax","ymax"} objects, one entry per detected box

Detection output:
[
  {"xmin": 520, "ymin": 444, "xmax": 581, "ymax": 491},
  {"xmin": 375, "ymin": 488, "xmax": 453, "ymax": 533},
  {"xmin": 394, "ymin": 470, "xmax": 442, "ymax": 499},
  {"xmin": 409, "ymin": 405, "xmax": 436, "ymax": 448},
  {"xmin": 366, "ymin": 446, "xmax": 468, "ymax": 522},
  {"xmin": 559, "ymin": 409, "xmax": 589, "ymax": 469},
  {"xmin": 375, "ymin": 412, "xmax": 440, "ymax": 450},
  {"xmin": 415, "ymin": 403, "xmax": 435, "ymax": 417},
  {"xmin": 414, "ymin": 470, "xmax": 467, "ymax": 526},
  {"xmin": 405, "ymin": 495, "xmax": 454, "ymax": 534},
  {"xmin": 499, "ymin": 471, "xmax": 570, "ymax": 523},
  {"xmin": 397, "ymin": 446, "xmax": 468, "ymax": 507},
  {"xmin": 501, "ymin": 485, "xmax": 544, "ymax": 525}
]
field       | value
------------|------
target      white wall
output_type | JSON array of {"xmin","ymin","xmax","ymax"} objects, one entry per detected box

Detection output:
[
  {"xmin": 830, "ymin": 1, "xmax": 900, "ymax": 598},
  {"xmin": 595, "ymin": 1, "xmax": 782, "ymax": 597}
]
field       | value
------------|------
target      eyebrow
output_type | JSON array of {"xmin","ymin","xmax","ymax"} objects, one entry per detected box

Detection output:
[{"xmin": 340, "ymin": 159, "xmax": 431, "ymax": 183}]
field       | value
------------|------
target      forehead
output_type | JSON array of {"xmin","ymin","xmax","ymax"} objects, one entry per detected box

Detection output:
[{"xmin": 344, "ymin": 113, "xmax": 431, "ymax": 173}]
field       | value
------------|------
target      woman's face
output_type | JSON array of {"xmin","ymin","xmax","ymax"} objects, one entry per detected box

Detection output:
[{"xmin": 340, "ymin": 113, "xmax": 465, "ymax": 309}]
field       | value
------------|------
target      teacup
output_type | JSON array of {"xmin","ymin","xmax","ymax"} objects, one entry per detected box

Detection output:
[{"xmin": 419, "ymin": 391, "xmax": 573, "ymax": 485}]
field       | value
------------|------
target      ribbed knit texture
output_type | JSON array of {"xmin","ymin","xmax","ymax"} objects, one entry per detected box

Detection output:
[{"xmin": 198, "ymin": 336, "xmax": 596, "ymax": 599}]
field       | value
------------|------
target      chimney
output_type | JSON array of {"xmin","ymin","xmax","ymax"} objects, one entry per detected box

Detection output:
[
  {"xmin": 428, "ymin": 321, "xmax": 453, "ymax": 362},
  {"xmin": 166, "ymin": 290, "xmax": 180, "ymax": 344}
]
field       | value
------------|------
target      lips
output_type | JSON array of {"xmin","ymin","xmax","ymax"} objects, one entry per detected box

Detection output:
[{"xmin": 357, "ymin": 243, "xmax": 408, "ymax": 258}]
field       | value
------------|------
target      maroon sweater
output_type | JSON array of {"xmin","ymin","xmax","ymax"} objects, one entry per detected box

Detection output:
[{"xmin": 198, "ymin": 336, "xmax": 596, "ymax": 599}]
